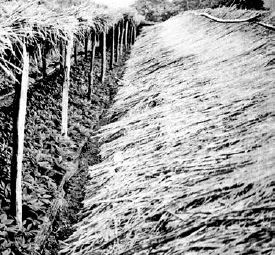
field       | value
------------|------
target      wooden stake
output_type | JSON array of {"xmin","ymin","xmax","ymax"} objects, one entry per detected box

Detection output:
[
  {"xmin": 133, "ymin": 25, "xmax": 137, "ymax": 43},
  {"xmin": 110, "ymin": 25, "xmax": 115, "ymax": 70},
  {"xmin": 115, "ymin": 23, "xmax": 121, "ymax": 62},
  {"xmin": 37, "ymin": 46, "xmax": 42, "ymax": 69},
  {"xmin": 129, "ymin": 22, "xmax": 133, "ymax": 48},
  {"xmin": 42, "ymin": 47, "xmax": 47, "ymax": 77},
  {"xmin": 33, "ymin": 54, "xmax": 39, "ymax": 73},
  {"xmin": 124, "ymin": 20, "xmax": 129, "ymax": 51},
  {"xmin": 61, "ymin": 36, "xmax": 73, "ymax": 137},
  {"xmin": 96, "ymin": 34, "xmax": 100, "ymax": 47},
  {"xmin": 59, "ymin": 41, "xmax": 64, "ymax": 72},
  {"xmin": 100, "ymin": 32, "xmax": 106, "ymax": 83},
  {"xmin": 120, "ymin": 20, "xmax": 125, "ymax": 55},
  {"xmin": 84, "ymin": 33, "xmax": 88, "ymax": 60},
  {"xmin": 10, "ymin": 43, "xmax": 30, "ymax": 229},
  {"xmin": 88, "ymin": 33, "xmax": 96, "ymax": 100},
  {"xmin": 130, "ymin": 24, "xmax": 134, "ymax": 46},
  {"xmin": 74, "ymin": 40, "xmax": 77, "ymax": 65}
]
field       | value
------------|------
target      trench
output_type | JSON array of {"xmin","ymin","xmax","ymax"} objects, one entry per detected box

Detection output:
[
  {"xmin": 0, "ymin": 46, "xmax": 132, "ymax": 255},
  {"xmin": 42, "ymin": 50, "xmax": 132, "ymax": 254}
]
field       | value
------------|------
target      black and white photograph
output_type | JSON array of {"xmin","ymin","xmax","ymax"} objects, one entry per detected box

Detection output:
[{"xmin": 0, "ymin": 0, "xmax": 274, "ymax": 254}]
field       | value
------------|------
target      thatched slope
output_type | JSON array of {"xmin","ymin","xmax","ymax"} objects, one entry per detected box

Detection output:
[{"xmin": 61, "ymin": 9, "xmax": 275, "ymax": 255}]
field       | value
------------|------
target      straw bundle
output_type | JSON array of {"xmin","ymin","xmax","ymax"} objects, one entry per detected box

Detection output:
[
  {"xmin": 60, "ymin": 8, "xmax": 275, "ymax": 255},
  {"xmin": 0, "ymin": 0, "xmax": 77, "ymax": 79},
  {"xmin": 0, "ymin": 0, "xmax": 141, "ymax": 79}
]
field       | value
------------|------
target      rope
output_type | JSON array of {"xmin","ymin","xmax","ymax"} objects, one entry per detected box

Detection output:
[{"xmin": 195, "ymin": 12, "xmax": 275, "ymax": 31}]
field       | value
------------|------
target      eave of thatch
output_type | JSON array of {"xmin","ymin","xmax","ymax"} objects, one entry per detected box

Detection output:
[
  {"xmin": 0, "ymin": 0, "xmax": 142, "ymax": 79},
  {"xmin": 60, "ymin": 8, "xmax": 275, "ymax": 255}
]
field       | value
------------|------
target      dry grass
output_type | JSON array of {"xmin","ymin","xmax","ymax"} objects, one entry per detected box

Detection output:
[
  {"xmin": 0, "ymin": 0, "xmax": 141, "ymax": 80},
  {"xmin": 62, "ymin": 8, "xmax": 274, "ymax": 255}
]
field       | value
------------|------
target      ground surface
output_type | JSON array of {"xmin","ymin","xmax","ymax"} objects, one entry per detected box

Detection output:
[
  {"xmin": 0, "ymin": 47, "xmax": 130, "ymax": 255},
  {"xmin": 61, "ymin": 9, "xmax": 275, "ymax": 255}
]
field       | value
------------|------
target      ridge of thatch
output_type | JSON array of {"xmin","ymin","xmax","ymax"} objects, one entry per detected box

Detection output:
[{"xmin": 60, "ymin": 8, "xmax": 275, "ymax": 255}]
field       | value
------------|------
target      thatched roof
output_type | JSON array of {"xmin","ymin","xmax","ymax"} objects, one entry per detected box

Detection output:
[
  {"xmin": 0, "ymin": 0, "xmax": 141, "ymax": 80},
  {"xmin": 61, "ymin": 8, "xmax": 274, "ymax": 255}
]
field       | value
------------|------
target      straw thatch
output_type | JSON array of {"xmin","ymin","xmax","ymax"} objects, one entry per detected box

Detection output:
[
  {"xmin": 0, "ymin": 0, "xmax": 141, "ymax": 80},
  {"xmin": 60, "ymin": 7, "xmax": 275, "ymax": 255},
  {"xmin": 0, "ymin": 0, "xmax": 75, "ymax": 79}
]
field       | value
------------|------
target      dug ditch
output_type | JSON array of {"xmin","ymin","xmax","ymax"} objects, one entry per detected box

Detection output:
[{"xmin": 0, "ymin": 49, "xmax": 131, "ymax": 255}]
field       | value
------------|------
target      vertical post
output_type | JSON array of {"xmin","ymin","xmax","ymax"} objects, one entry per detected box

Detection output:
[
  {"xmin": 59, "ymin": 41, "xmax": 64, "ymax": 72},
  {"xmin": 88, "ymin": 33, "xmax": 96, "ymax": 100},
  {"xmin": 124, "ymin": 20, "xmax": 129, "ymax": 51},
  {"xmin": 61, "ymin": 36, "xmax": 73, "ymax": 137},
  {"xmin": 96, "ymin": 34, "xmax": 100, "ymax": 47},
  {"xmin": 33, "ymin": 54, "xmax": 39, "ymax": 72},
  {"xmin": 84, "ymin": 33, "xmax": 88, "ymax": 60},
  {"xmin": 115, "ymin": 22, "xmax": 121, "ymax": 63},
  {"xmin": 100, "ymin": 31, "xmax": 106, "ymax": 83},
  {"xmin": 37, "ymin": 46, "xmax": 42, "ymax": 69},
  {"xmin": 128, "ymin": 22, "xmax": 132, "ymax": 49},
  {"xmin": 42, "ymin": 47, "xmax": 47, "ymax": 77},
  {"xmin": 120, "ymin": 19, "xmax": 125, "ymax": 55},
  {"xmin": 130, "ymin": 23, "xmax": 134, "ymax": 46},
  {"xmin": 133, "ymin": 25, "xmax": 137, "ymax": 43},
  {"xmin": 11, "ymin": 43, "xmax": 30, "ymax": 229},
  {"xmin": 74, "ymin": 40, "xmax": 77, "ymax": 65},
  {"xmin": 110, "ymin": 25, "xmax": 115, "ymax": 70}
]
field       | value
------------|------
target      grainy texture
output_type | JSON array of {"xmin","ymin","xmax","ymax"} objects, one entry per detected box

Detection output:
[
  {"xmin": 60, "ymin": 9, "xmax": 275, "ymax": 255},
  {"xmin": 0, "ymin": 0, "xmax": 143, "ymax": 80}
]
